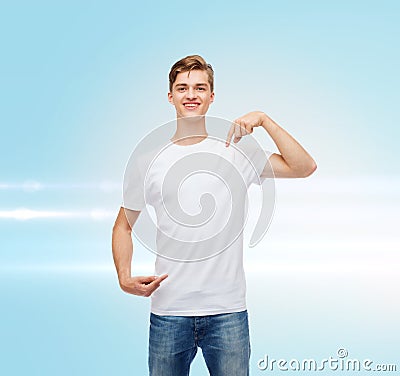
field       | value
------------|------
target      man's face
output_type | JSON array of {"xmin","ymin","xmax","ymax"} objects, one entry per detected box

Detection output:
[{"xmin": 168, "ymin": 69, "xmax": 214, "ymax": 118}]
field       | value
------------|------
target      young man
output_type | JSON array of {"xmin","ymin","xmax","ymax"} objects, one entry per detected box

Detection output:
[{"xmin": 112, "ymin": 55, "xmax": 317, "ymax": 376}]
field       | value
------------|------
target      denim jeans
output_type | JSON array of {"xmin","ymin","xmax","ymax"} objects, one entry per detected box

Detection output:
[{"xmin": 148, "ymin": 310, "xmax": 250, "ymax": 376}]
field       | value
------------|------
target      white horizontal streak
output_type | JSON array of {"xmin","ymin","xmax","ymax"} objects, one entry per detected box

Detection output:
[
  {"xmin": 1, "ymin": 176, "xmax": 400, "ymax": 194},
  {"xmin": 0, "ymin": 208, "xmax": 115, "ymax": 220},
  {"xmin": 0, "ymin": 181, "xmax": 120, "ymax": 192},
  {"xmin": 0, "ymin": 261, "xmax": 397, "ymax": 274}
]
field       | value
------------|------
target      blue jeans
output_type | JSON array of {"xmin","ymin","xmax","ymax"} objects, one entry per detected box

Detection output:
[{"xmin": 148, "ymin": 310, "xmax": 250, "ymax": 376}]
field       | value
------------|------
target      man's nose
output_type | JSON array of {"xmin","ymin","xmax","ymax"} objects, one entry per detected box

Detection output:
[{"xmin": 186, "ymin": 87, "xmax": 197, "ymax": 99}]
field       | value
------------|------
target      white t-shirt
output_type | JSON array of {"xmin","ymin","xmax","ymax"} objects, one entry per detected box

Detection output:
[{"xmin": 123, "ymin": 136, "xmax": 271, "ymax": 316}]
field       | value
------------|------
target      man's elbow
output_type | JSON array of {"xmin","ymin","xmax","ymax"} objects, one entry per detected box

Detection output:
[
  {"xmin": 112, "ymin": 220, "xmax": 132, "ymax": 238},
  {"xmin": 115, "ymin": 226, "xmax": 132, "ymax": 238},
  {"xmin": 300, "ymin": 160, "xmax": 317, "ymax": 178}
]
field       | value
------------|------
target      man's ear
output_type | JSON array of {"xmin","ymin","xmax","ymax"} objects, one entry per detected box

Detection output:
[
  {"xmin": 167, "ymin": 92, "xmax": 174, "ymax": 104},
  {"xmin": 210, "ymin": 92, "xmax": 215, "ymax": 103}
]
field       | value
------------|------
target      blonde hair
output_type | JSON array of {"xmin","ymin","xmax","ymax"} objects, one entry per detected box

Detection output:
[{"xmin": 169, "ymin": 55, "xmax": 214, "ymax": 92}]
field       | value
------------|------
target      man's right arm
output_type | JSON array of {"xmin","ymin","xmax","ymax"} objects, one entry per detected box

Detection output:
[{"xmin": 112, "ymin": 207, "xmax": 168, "ymax": 297}]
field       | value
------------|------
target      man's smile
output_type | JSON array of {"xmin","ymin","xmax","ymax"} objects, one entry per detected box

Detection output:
[{"xmin": 183, "ymin": 103, "xmax": 200, "ymax": 110}]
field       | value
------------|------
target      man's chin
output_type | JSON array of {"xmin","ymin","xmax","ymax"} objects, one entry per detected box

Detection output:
[{"xmin": 177, "ymin": 113, "xmax": 206, "ymax": 121}]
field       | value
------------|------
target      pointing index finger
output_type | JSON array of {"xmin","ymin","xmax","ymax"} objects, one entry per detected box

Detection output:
[
  {"xmin": 226, "ymin": 123, "xmax": 235, "ymax": 147},
  {"xmin": 152, "ymin": 274, "xmax": 168, "ymax": 284}
]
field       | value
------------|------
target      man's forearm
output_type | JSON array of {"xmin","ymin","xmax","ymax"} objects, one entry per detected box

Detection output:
[
  {"xmin": 261, "ymin": 112, "xmax": 316, "ymax": 175},
  {"xmin": 112, "ymin": 226, "xmax": 133, "ymax": 282},
  {"xmin": 111, "ymin": 211, "xmax": 168, "ymax": 296}
]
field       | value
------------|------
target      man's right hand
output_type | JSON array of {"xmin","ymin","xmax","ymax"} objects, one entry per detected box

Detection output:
[{"xmin": 119, "ymin": 274, "xmax": 168, "ymax": 297}]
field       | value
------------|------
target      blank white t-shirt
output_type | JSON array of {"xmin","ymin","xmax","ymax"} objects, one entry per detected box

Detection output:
[{"xmin": 123, "ymin": 136, "xmax": 271, "ymax": 316}]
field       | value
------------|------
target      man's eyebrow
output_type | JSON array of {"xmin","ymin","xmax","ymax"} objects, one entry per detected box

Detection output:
[{"xmin": 175, "ymin": 83, "xmax": 208, "ymax": 87}]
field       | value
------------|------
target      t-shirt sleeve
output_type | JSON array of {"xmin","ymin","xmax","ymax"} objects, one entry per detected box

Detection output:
[
  {"xmin": 122, "ymin": 155, "xmax": 146, "ymax": 211},
  {"xmin": 253, "ymin": 148, "xmax": 273, "ymax": 185},
  {"xmin": 235, "ymin": 142, "xmax": 273, "ymax": 186}
]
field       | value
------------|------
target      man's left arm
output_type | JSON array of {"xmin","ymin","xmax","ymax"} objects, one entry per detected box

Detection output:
[{"xmin": 226, "ymin": 111, "xmax": 317, "ymax": 178}]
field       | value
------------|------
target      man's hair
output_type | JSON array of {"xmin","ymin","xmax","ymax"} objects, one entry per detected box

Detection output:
[{"xmin": 169, "ymin": 55, "xmax": 214, "ymax": 92}]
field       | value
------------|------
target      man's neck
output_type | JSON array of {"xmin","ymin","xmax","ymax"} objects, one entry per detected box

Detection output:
[{"xmin": 171, "ymin": 115, "xmax": 208, "ymax": 146}]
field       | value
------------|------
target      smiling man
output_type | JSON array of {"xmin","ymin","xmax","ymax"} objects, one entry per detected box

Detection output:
[{"xmin": 112, "ymin": 55, "xmax": 317, "ymax": 376}]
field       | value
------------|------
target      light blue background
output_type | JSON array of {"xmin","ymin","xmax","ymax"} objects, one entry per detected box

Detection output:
[{"xmin": 1, "ymin": 1, "xmax": 399, "ymax": 375}]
